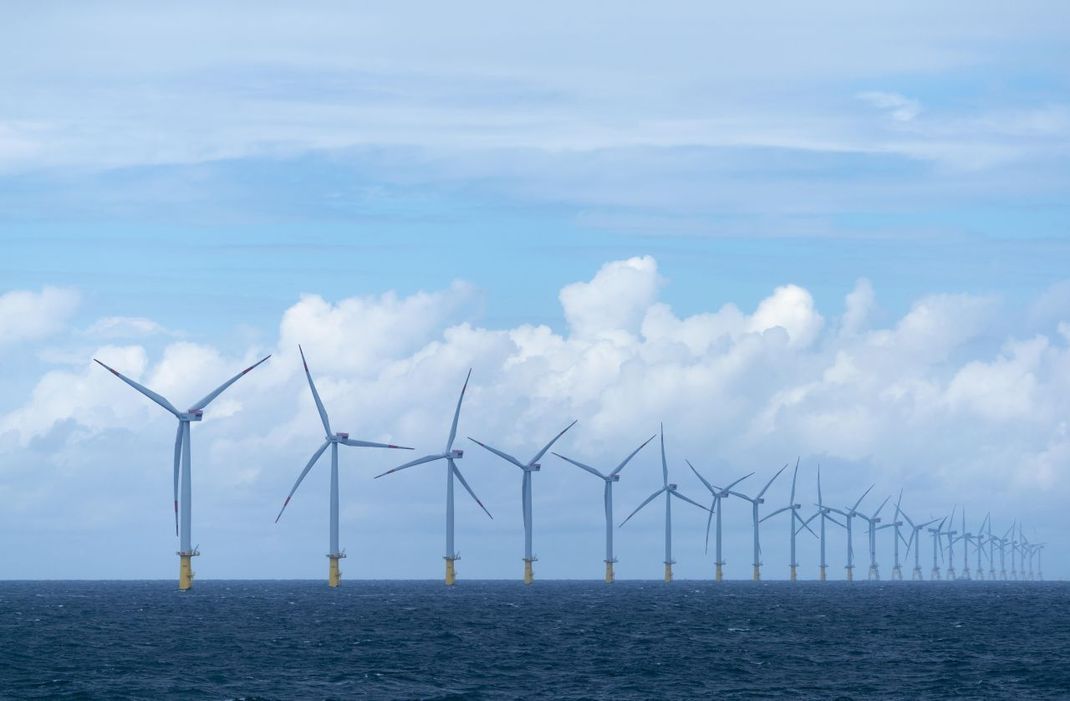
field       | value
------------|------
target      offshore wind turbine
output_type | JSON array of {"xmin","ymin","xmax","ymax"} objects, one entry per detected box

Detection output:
[
  {"xmin": 973, "ymin": 513, "xmax": 990, "ymax": 581},
  {"xmin": 728, "ymin": 464, "xmax": 788, "ymax": 581},
  {"xmin": 928, "ymin": 516, "xmax": 947, "ymax": 580},
  {"xmin": 95, "ymin": 354, "xmax": 271, "ymax": 590},
  {"xmin": 553, "ymin": 435, "xmax": 656, "ymax": 583},
  {"xmin": 852, "ymin": 494, "xmax": 890, "ymax": 580},
  {"xmin": 945, "ymin": 506, "xmax": 959, "ymax": 580},
  {"xmin": 374, "ymin": 369, "xmax": 493, "ymax": 586},
  {"xmin": 759, "ymin": 459, "xmax": 815, "ymax": 581},
  {"xmin": 274, "ymin": 346, "xmax": 412, "ymax": 587},
  {"xmin": 619, "ymin": 425, "xmax": 709, "ymax": 583},
  {"xmin": 900, "ymin": 509, "xmax": 937, "ymax": 581},
  {"xmin": 799, "ymin": 466, "xmax": 845, "ymax": 581},
  {"xmin": 986, "ymin": 516, "xmax": 997, "ymax": 580},
  {"xmin": 826, "ymin": 485, "xmax": 873, "ymax": 582},
  {"xmin": 469, "ymin": 420, "xmax": 578, "ymax": 584},
  {"xmin": 889, "ymin": 491, "xmax": 907, "ymax": 581},
  {"xmin": 687, "ymin": 462, "xmax": 753, "ymax": 582},
  {"xmin": 958, "ymin": 508, "xmax": 972, "ymax": 580},
  {"xmin": 1009, "ymin": 521, "xmax": 1019, "ymax": 580}
]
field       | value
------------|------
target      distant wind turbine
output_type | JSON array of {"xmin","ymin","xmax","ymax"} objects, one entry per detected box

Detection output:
[
  {"xmin": 852, "ymin": 494, "xmax": 890, "ymax": 580},
  {"xmin": 899, "ymin": 508, "xmax": 937, "ymax": 581},
  {"xmin": 928, "ymin": 516, "xmax": 947, "ymax": 580},
  {"xmin": 274, "ymin": 346, "xmax": 412, "ymax": 587},
  {"xmin": 469, "ymin": 420, "xmax": 578, "ymax": 584},
  {"xmin": 374, "ymin": 369, "xmax": 492, "ymax": 586},
  {"xmin": 799, "ymin": 466, "xmax": 845, "ymax": 581},
  {"xmin": 826, "ymin": 485, "xmax": 873, "ymax": 582},
  {"xmin": 553, "ymin": 434, "xmax": 656, "ymax": 583},
  {"xmin": 95, "ymin": 353, "xmax": 271, "ymax": 590},
  {"xmin": 728, "ymin": 464, "xmax": 788, "ymax": 581},
  {"xmin": 759, "ymin": 459, "xmax": 816, "ymax": 581},
  {"xmin": 958, "ymin": 508, "xmax": 972, "ymax": 580},
  {"xmin": 620, "ymin": 424, "xmax": 709, "ymax": 583},
  {"xmin": 889, "ymin": 490, "xmax": 907, "ymax": 581},
  {"xmin": 945, "ymin": 506, "xmax": 959, "ymax": 580},
  {"xmin": 687, "ymin": 462, "xmax": 752, "ymax": 582}
]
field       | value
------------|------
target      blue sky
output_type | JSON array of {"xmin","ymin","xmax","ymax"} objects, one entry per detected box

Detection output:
[{"xmin": 1, "ymin": 2, "xmax": 1068, "ymax": 580}]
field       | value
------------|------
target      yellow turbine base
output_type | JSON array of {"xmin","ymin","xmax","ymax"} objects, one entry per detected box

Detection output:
[
  {"xmin": 178, "ymin": 555, "xmax": 194, "ymax": 591},
  {"xmin": 328, "ymin": 557, "xmax": 341, "ymax": 588},
  {"xmin": 819, "ymin": 566, "xmax": 827, "ymax": 582},
  {"xmin": 664, "ymin": 563, "xmax": 673, "ymax": 583},
  {"xmin": 715, "ymin": 563, "xmax": 723, "ymax": 582},
  {"xmin": 605, "ymin": 562, "xmax": 614, "ymax": 583},
  {"xmin": 790, "ymin": 565, "xmax": 797, "ymax": 582},
  {"xmin": 445, "ymin": 558, "xmax": 456, "ymax": 586},
  {"xmin": 847, "ymin": 568, "xmax": 854, "ymax": 582},
  {"xmin": 524, "ymin": 560, "xmax": 534, "ymax": 585},
  {"xmin": 752, "ymin": 565, "xmax": 761, "ymax": 581}
]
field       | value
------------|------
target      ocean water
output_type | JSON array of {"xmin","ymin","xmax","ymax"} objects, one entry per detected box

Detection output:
[{"xmin": 1, "ymin": 581, "xmax": 1068, "ymax": 700}]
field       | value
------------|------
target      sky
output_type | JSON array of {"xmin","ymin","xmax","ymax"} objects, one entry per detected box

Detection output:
[{"xmin": 1, "ymin": 2, "xmax": 1068, "ymax": 581}]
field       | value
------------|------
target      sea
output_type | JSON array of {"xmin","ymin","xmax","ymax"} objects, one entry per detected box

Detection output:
[{"xmin": 1, "ymin": 580, "xmax": 1067, "ymax": 700}]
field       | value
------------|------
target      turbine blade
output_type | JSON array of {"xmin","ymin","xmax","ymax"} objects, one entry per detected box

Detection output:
[
  {"xmin": 760, "ymin": 505, "xmax": 790, "ymax": 523},
  {"xmin": 274, "ymin": 439, "xmax": 331, "ymax": 523},
  {"xmin": 446, "ymin": 369, "xmax": 472, "ymax": 452},
  {"xmin": 552, "ymin": 452, "xmax": 605, "ymax": 479},
  {"xmin": 850, "ymin": 484, "xmax": 874, "ymax": 513},
  {"xmin": 659, "ymin": 424, "xmax": 668, "ymax": 486},
  {"xmin": 172, "ymin": 422, "xmax": 183, "ymax": 536},
  {"xmin": 191, "ymin": 355, "xmax": 271, "ymax": 411},
  {"xmin": 817, "ymin": 464, "xmax": 823, "ymax": 506},
  {"xmin": 871, "ymin": 494, "xmax": 891, "ymax": 520},
  {"xmin": 468, "ymin": 437, "xmax": 524, "ymax": 468},
  {"xmin": 670, "ymin": 490, "xmax": 711, "ymax": 512},
  {"xmin": 825, "ymin": 514, "xmax": 846, "ymax": 529},
  {"xmin": 795, "ymin": 511, "xmax": 818, "ymax": 538},
  {"xmin": 758, "ymin": 463, "xmax": 788, "ymax": 499},
  {"xmin": 94, "ymin": 359, "xmax": 180, "ymax": 417},
  {"xmin": 528, "ymin": 420, "xmax": 577, "ymax": 466},
  {"xmin": 619, "ymin": 487, "xmax": 668, "ymax": 527},
  {"xmin": 899, "ymin": 508, "xmax": 917, "ymax": 530},
  {"xmin": 789, "ymin": 457, "xmax": 800, "ymax": 503},
  {"xmin": 375, "ymin": 453, "xmax": 445, "ymax": 478},
  {"xmin": 297, "ymin": 346, "xmax": 331, "ymax": 437},
  {"xmin": 339, "ymin": 438, "xmax": 413, "ymax": 450},
  {"xmin": 723, "ymin": 471, "xmax": 754, "ymax": 494},
  {"xmin": 704, "ymin": 496, "xmax": 717, "ymax": 554},
  {"xmin": 686, "ymin": 460, "xmax": 716, "ymax": 495},
  {"xmin": 610, "ymin": 434, "xmax": 657, "ymax": 476},
  {"xmin": 451, "ymin": 462, "xmax": 492, "ymax": 519}
]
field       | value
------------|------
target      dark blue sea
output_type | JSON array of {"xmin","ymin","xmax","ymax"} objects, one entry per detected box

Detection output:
[{"xmin": 1, "ymin": 581, "xmax": 1068, "ymax": 700}]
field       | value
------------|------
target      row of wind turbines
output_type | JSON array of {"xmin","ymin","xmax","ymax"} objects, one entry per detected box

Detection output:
[{"xmin": 94, "ymin": 350, "xmax": 1046, "ymax": 589}]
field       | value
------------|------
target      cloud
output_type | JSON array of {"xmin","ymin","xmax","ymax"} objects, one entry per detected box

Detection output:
[
  {"xmin": 857, "ymin": 91, "xmax": 923, "ymax": 122},
  {"xmin": 1, "ymin": 257, "xmax": 1068, "ymax": 578},
  {"xmin": 83, "ymin": 316, "xmax": 173, "ymax": 339},
  {"xmin": 0, "ymin": 287, "xmax": 79, "ymax": 347}
]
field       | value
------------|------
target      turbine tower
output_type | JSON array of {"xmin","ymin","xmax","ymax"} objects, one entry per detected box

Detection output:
[
  {"xmin": 900, "ymin": 509, "xmax": 937, "ymax": 581},
  {"xmin": 469, "ymin": 420, "xmax": 578, "ymax": 584},
  {"xmin": 986, "ymin": 516, "xmax": 997, "ymax": 580},
  {"xmin": 553, "ymin": 435, "xmax": 656, "ymax": 583},
  {"xmin": 619, "ymin": 424, "xmax": 708, "ymax": 583},
  {"xmin": 958, "ymin": 508, "xmax": 972, "ymax": 580},
  {"xmin": 728, "ymin": 464, "xmax": 788, "ymax": 581},
  {"xmin": 759, "ymin": 459, "xmax": 815, "ymax": 581},
  {"xmin": 945, "ymin": 506, "xmax": 958, "ymax": 580},
  {"xmin": 973, "ymin": 513, "xmax": 989, "ymax": 581},
  {"xmin": 799, "ymin": 466, "xmax": 845, "ymax": 581},
  {"xmin": 826, "ymin": 485, "xmax": 873, "ymax": 582},
  {"xmin": 374, "ymin": 369, "xmax": 492, "ymax": 586},
  {"xmin": 274, "ymin": 346, "xmax": 412, "ymax": 587},
  {"xmin": 928, "ymin": 516, "xmax": 947, "ymax": 580},
  {"xmin": 687, "ymin": 462, "xmax": 752, "ymax": 582},
  {"xmin": 1009, "ymin": 521, "xmax": 1019, "ymax": 580},
  {"xmin": 95, "ymin": 354, "xmax": 270, "ymax": 590},
  {"xmin": 852, "ymin": 494, "xmax": 890, "ymax": 580}
]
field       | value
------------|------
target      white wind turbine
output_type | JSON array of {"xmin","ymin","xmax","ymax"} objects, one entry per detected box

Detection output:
[
  {"xmin": 727, "ymin": 464, "xmax": 788, "ymax": 581},
  {"xmin": 374, "ymin": 369, "xmax": 492, "ymax": 585},
  {"xmin": 759, "ymin": 459, "xmax": 816, "ymax": 581},
  {"xmin": 468, "ymin": 420, "xmax": 578, "ymax": 584},
  {"xmin": 274, "ymin": 346, "xmax": 412, "ymax": 587},
  {"xmin": 888, "ymin": 490, "xmax": 907, "ymax": 581},
  {"xmin": 687, "ymin": 462, "xmax": 753, "ymax": 582},
  {"xmin": 852, "ymin": 494, "xmax": 890, "ymax": 580},
  {"xmin": 799, "ymin": 466, "xmax": 845, "ymax": 581},
  {"xmin": 553, "ymin": 435, "xmax": 656, "ymax": 583},
  {"xmin": 95, "ymin": 354, "xmax": 271, "ymax": 590},
  {"xmin": 619, "ymin": 425, "xmax": 709, "ymax": 583},
  {"xmin": 899, "ymin": 508, "xmax": 938, "ymax": 581},
  {"xmin": 928, "ymin": 516, "xmax": 947, "ymax": 580},
  {"xmin": 826, "ymin": 485, "xmax": 873, "ymax": 582},
  {"xmin": 944, "ymin": 506, "xmax": 959, "ymax": 580}
]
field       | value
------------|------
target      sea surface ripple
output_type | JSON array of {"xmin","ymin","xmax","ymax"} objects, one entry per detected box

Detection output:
[{"xmin": 1, "ymin": 580, "xmax": 1068, "ymax": 700}]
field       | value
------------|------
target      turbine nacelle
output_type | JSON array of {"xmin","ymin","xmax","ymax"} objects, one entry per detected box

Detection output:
[
  {"xmin": 667, "ymin": 483, "xmax": 678, "ymax": 491},
  {"xmin": 450, "ymin": 449, "xmax": 464, "ymax": 459},
  {"xmin": 529, "ymin": 463, "xmax": 542, "ymax": 471},
  {"xmin": 181, "ymin": 410, "xmax": 204, "ymax": 422},
  {"xmin": 608, "ymin": 474, "xmax": 621, "ymax": 482},
  {"xmin": 334, "ymin": 432, "xmax": 349, "ymax": 440}
]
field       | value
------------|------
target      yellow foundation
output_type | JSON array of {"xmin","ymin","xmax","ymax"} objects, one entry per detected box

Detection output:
[
  {"xmin": 178, "ymin": 555, "xmax": 194, "ymax": 591},
  {"xmin": 715, "ymin": 563, "xmax": 723, "ymax": 582},
  {"xmin": 819, "ymin": 565, "xmax": 827, "ymax": 582},
  {"xmin": 604, "ymin": 561, "xmax": 614, "ymax": 583},
  {"xmin": 523, "ymin": 560, "xmax": 534, "ymax": 585},
  {"xmin": 752, "ymin": 565, "xmax": 761, "ymax": 581},
  {"xmin": 664, "ymin": 563, "xmax": 673, "ymax": 582},
  {"xmin": 846, "ymin": 568, "xmax": 854, "ymax": 582},
  {"xmin": 328, "ymin": 557, "xmax": 341, "ymax": 588},
  {"xmin": 445, "ymin": 558, "xmax": 456, "ymax": 586},
  {"xmin": 790, "ymin": 565, "xmax": 797, "ymax": 582}
]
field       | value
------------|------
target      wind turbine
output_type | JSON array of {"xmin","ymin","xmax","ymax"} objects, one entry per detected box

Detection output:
[
  {"xmin": 928, "ymin": 516, "xmax": 946, "ymax": 580},
  {"xmin": 889, "ymin": 490, "xmax": 907, "ymax": 581},
  {"xmin": 374, "ymin": 369, "xmax": 492, "ymax": 586},
  {"xmin": 687, "ymin": 462, "xmax": 753, "ymax": 581},
  {"xmin": 1009, "ymin": 521, "xmax": 1019, "ymax": 580},
  {"xmin": 95, "ymin": 353, "xmax": 271, "ymax": 590},
  {"xmin": 852, "ymin": 494, "xmax": 890, "ymax": 580},
  {"xmin": 826, "ymin": 485, "xmax": 873, "ymax": 582},
  {"xmin": 986, "ymin": 516, "xmax": 997, "ymax": 580},
  {"xmin": 759, "ymin": 459, "xmax": 816, "ymax": 581},
  {"xmin": 553, "ymin": 435, "xmax": 656, "ymax": 583},
  {"xmin": 274, "ymin": 346, "xmax": 412, "ymax": 587},
  {"xmin": 945, "ymin": 506, "xmax": 958, "ymax": 580},
  {"xmin": 973, "ymin": 513, "xmax": 990, "ymax": 581},
  {"xmin": 619, "ymin": 424, "xmax": 709, "ymax": 583},
  {"xmin": 469, "ymin": 420, "xmax": 577, "ymax": 584},
  {"xmin": 1035, "ymin": 543, "xmax": 1045, "ymax": 581},
  {"xmin": 799, "ymin": 466, "xmax": 845, "ymax": 581},
  {"xmin": 958, "ymin": 508, "xmax": 972, "ymax": 580},
  {"xmin": 1020, "ymin": 524, "xmax": 1033, "ymax": 580},
  {"xmin": 728, "ymin": 464, "xmax": 788, "ymax": 581},
  {"xmin": 900, "ymin": 509, "xmax": 937, "ymax": 581},
  {"xmin": 997, "ymin": 524, "xmax": 1012, "ymax": 580}
]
